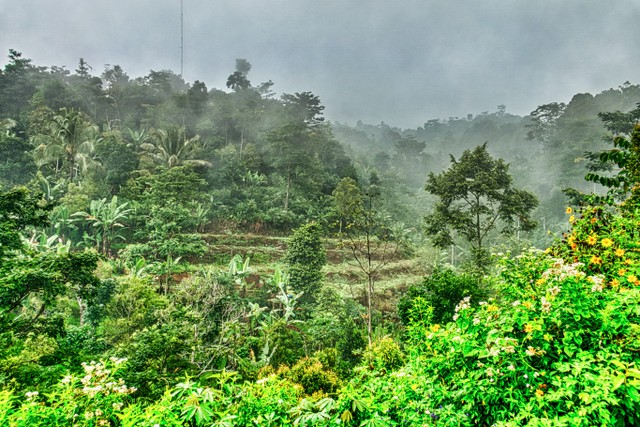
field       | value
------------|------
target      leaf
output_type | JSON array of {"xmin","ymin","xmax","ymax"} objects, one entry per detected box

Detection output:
[
  {"xmin": 612, "ymin": 374, "xmax": 626, "ymax": 391},
  {"xmin": 578, "ymin": 392, "xmax": 592, "ymax": 404}
]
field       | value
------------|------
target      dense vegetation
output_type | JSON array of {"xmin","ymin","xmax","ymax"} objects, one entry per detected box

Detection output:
[{"xmin": 1, "ymin": 49, "xmax": 640, "ymax": 425}]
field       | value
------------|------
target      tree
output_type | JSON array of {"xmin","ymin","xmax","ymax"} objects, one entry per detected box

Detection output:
[
  {"xmin": 585, "ymin": 124, "xmax": 640, "ymax": 206},
  {"xmin": 32, "ymin": 108, "xmax": 100, "ymax": 180},
  {"xmin": 226, "ymin": 59, "xmax": 251, "ymax": 90},
  {"xmin": 285, "ymin": 222, "xmax": 326, "ymax": 310},
  {"xmin": 281, "ymin": 92, "xmax": 325, "ymax": 127},
  {"xmin": 0, "ymin": 187, "xmax": 51, "ymax": 259},
  {"xmin": 141, "ymin": 126, "xmax": 211, "ymax": 169},
  {"xmin": 0, "ymin": 187, "xmax": 100, "ymax": 332},
  {"xmin": 424, "ymin": 143, "xmax": 538, "ymax": 269},
  {"xmin": 73, "ymin": 195, "xmax": 133, "ymax": 255},
  {"xmin": 333, "ymin": 176, "xmax": 398, "ymax": 346},
  {"xmin": 525, "ymin": 102, "xmax": 566, "ymax": 147},
  {"xmin": 0, "ymin": 119, "xmax": 36, "ymax": 189},
  {"xmin": 0, "ymin": 50, "xmax": 40, "ymax": 119},
  {"xmin": 266, "ymin": 122, "xmax": 314, "ymax": 211}
]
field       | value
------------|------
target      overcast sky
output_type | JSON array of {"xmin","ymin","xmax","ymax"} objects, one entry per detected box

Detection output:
[{"xmin": 1, "ymin": 0, "xmax": 639, "ymax": 128}]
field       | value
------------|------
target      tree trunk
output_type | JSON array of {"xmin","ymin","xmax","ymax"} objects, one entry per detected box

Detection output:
[
  {"xmin": 77, "ymin": 296, "xmax": 87, "ymax": 327},
  {"xmin": 366, "ymin": 230, "xmax": 373, "ymax": 346},
  {"xmin": 284, "ymin": 168, "xmax": 291, "ymax": 211}
]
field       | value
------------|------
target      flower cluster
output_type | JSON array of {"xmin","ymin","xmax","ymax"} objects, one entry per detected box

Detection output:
[
  {"xmin": 540, "ymin": 296, "xmax": 551, "ymax": 313},
  {"xmin": 541, "ymin": 258, "xmax": 584, "ymax": 282},
  {"xmin": 588, "ymin": 275, "xmax": 605, "ymax": 293},
  {"xmin": 452, "ymin": 296, "xmax": 471, "ymax": 321},
  {"xmin": 80, "ymin": 360, "xmax": 136, "ymax": 397},
  {"xmin": 525, "ymin": 346, "xmax": 545, "ymax": 357}
]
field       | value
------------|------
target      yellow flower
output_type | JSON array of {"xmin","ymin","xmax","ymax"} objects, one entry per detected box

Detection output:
[
  {"xmin": 591, "ymin": 217, "xmax": 598, "ymax": 224},
  {"xmin": 535, "ymin": 389, "xmax": 544, "ymax": 398},
  {"xmin": 590, "ymin": 255, "xmax": 602, "ymax": 265},
  {"xmin": 625, "ymin": 259, "xmax": 634, "ymax": 265},
  {"xmin": 569, "ymin": 215, "xmax": 576, "ymax": 223},
  {"xmin": 601, "ymin": 238, "xmax": 614, "ymax": 248},
  {"xmin": 535, "ymin": 278, "xmax": 545, "ymax": 286},
  {"xmin": 431, "ymin": 324, "xmax": 440, "ymax": 333},
  {"xmin": 627, "ymin": 274, "xmax": 639, "ymax": 285},
  {"xmin": 524, "ymin": 324, "xmax": 533, "ymax": 333},
  {"xmin": 615, "ymin": 248, "xmax": 626, "ymax": 257},
  {"xmin": 586, "ymin": 235, "xmax": 598, "ymax": 245},
  {"xmin": 619, "ymin": 268, "xmax": 628, "ymax": 276},
  {"xmin": 570, "ymin": 242, "xmax": 577, "ymax": 251},
  {"xmin": 610, "ymin": 279, "xmax": 620, "ymax": 288},
  {"xmin": 565, "ymin": 207, "xmax": 573, "ymax": 214}
]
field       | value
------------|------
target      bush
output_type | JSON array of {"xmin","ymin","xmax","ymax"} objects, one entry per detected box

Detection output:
[
  {"xmin": 398, "ymin": 268, "xmax": 487, "ymax": 325},
  {"xmin": 362, "ymin": 336, "xmax": 404, "ymax": 373},
  {"xmin": 279, "ymin": 356, "xmax": 341, "ymax": 396}
]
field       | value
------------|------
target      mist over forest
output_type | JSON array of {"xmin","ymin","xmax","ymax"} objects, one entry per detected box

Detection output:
[{"xmin": 2, "ymin": 49, "xmax": 640, "ymax": 425}]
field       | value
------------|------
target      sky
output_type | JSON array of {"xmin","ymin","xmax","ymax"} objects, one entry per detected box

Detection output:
[{"xmin": 1, "ymin": 0, "xmax": 640, "ymax": 129}]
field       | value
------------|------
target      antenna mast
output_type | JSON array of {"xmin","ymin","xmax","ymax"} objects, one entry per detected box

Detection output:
[{"xmin": 180, "ymin": 0, "xmax": 184, "ymax": 77}]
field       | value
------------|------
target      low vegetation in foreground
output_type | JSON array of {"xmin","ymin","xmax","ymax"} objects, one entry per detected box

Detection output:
[{"xmin": 2, "ymin": 202, "xmax": 640, "ymax": 426}]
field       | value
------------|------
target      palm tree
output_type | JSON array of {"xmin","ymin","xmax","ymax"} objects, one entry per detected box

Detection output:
[
  {"xmin": 0, "ymin": 118, "xmax": 17, "ymax": 135},
  {"xmin": 33, "ymin": 108, "xmax": 101, "ymax": 180},
  {"xmin": 141, "ymin": 126, "xmax": 211, "ymax": 168}
]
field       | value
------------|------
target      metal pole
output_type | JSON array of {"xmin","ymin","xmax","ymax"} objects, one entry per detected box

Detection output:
[{"xmin": 180, "ymin": 0, "xmax": 184, "ymax": 77}]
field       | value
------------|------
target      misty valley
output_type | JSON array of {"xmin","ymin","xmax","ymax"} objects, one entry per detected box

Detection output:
[{"xmin": 1, "ymin": 51, "xmax": 640, "ymax": 426}]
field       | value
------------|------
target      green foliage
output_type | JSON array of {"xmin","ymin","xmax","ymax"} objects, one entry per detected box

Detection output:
[
  {"xmin": 73, "ymin": 195, "xmax": 132, "ymax": 255},
  {"xmin": 398, "ymin": 268, "xmax": 487, "ymax": 325},
  {"xmin": 4, "ymin": 50, "xmax": 640, "ymax": 427},
  {"xmin": 285, "ymin": 222, "xmax": 326, "ymax": 308},
  {"xmin": 278, "ymin": 356, "xmax": 341, "ymax": 396},
  {"xmin": 0, "ymin": 187, "xmax": 101, "ymax": 341},
  {"xmin": 362, "ymin": 336, "xmax": 404, "ymax": 374},
  {"xmin": 585, "ymin": 125, "xmax": 640, "ymax": 206},
  {"xmin": 0, "ymin": 358, "xmax": 137, "ymax": 427},
  {"xmin": 0, "ymin": 187, "xmax": 51, "ymax": 258},
  {"xmin": 0, "ymin": 126, "xmax": 36, "ymax": 189},
  {"xmin": 425, "ymin": 143, "xmax": 538, "ymax": 269}
]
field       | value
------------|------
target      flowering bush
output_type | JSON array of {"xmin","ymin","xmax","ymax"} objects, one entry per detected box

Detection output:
[{"xmin": 0, "ymin": 358, "xmax": 138, "ymax": 426}]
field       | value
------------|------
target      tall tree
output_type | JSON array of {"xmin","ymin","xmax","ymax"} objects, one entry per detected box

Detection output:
[
  {"xmin": 424, "ymin": 143, "xmax": 538, "ymax": 269},
  {"xmin": 585, "ymin": 124, "xmax": 640, "ymax": 206},
  {"xmin": 333, "ymin": 176, "xmax": 398, "ymax": 345},
  {"xmin": 226, "ymin": 58, "xmax": 251, "ymax": 90},
  {"xmin": 0, "ymin": 50, "xmax": 40, "ymax": 119},
  {"xmin": 285, "ymin": 222, "xmax": 326, "ymax": 310},
  {"xmin": 525, "ymin": 102, "xmax": 566, "ymax": 147},
  {"xmin": 281, "ymin": 91, "xmax": 325, "ymax": 127}
]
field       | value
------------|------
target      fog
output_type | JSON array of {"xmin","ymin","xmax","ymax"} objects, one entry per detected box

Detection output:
[{"xmin": 2, "ymin": 0, "xmax": 639, "ymax": 127}]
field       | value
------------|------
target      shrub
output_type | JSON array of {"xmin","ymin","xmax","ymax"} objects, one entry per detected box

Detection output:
[
  {"xmin": 280, "ymin": 356, "xmax": 341, "ymax": 396},
  {"xmin": 362, "ymin": 336, "xmax": 404, "ymax": 374},
  {"xmin": 398, "ymin": 268, "xmax": 487, "ymax": 325}
]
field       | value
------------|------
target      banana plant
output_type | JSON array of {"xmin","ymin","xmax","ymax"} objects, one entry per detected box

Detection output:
[{"xmin": 73, "ymin": 195, "xmax": 133, "ymax": 255}]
